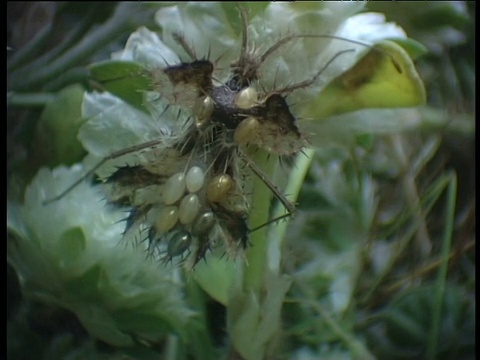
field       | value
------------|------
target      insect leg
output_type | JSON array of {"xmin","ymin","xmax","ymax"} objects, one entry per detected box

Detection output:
[
  {"xmin": 237, "ymin": 148, "xmax": 297, "ymax": 217},
  {"xmin": 43, "ymin": 138, "xmax": 166, "ymax": 205},
  {"xmin": 276, "ymin": 48, "xmax": 355, "ymax": 94}
]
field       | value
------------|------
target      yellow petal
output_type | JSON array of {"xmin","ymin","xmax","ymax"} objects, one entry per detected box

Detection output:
[{"xmin": 305, "ymin": 40, "xmax": 426, "ymax": 119}]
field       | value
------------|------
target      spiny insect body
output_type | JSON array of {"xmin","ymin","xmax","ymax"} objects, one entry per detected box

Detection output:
[
  {"xmin": 118, "ymin": 56, "xmax": 306, "ymax": 266},
  {"xmin": 47, "ymin": 10, "xmax": 376, "ymax": 267}
]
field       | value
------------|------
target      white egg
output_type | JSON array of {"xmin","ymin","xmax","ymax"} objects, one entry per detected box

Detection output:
[
  {"xmin": 235, "ymin": 87, "xmax": 258, "ymax": 109},
  {"xmin": 234, "ymin": 117, "xmax": 259, "ymax": 145},
  {"xmin": 207, "ymin": 174, "xmax": 234, "ymax": 203},
  {"xmin": 163, "ymin": 172, "xmax": 186, "ymax": 205},
  {"xmin": 186, "ymin": 166, "xmax": 205, "ymax": 193},
  {"xmin": 191, "ymin": 210, "xmax": 215, "ymax": 236},
  {"xmin": 178, "ymin": 193, "xmax": 201, "ymax": 224},
  {"xmin": 154, "ymin": 206, "xmax": 179, "ymax": 232}
]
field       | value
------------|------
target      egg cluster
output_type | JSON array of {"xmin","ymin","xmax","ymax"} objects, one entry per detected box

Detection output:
[
  {"xmin": 150, "ymin": 163, "xmax": 237, "ymax": 261},
  {"xmin": 112, "ymin": 59, "xmax": 303, "ymax": 266},
  {"xmin": 103, "ymin": 25, "xmax": 305, "ymax": 266},
  {"xmin": 142, "ymin": 88, "xmax": 255, "ymax": 264}
]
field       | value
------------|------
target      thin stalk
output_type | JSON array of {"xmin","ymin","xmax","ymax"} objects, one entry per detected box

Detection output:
[
  {"xmin": 7, "ymin": 92, "xmax": 56, "ymax": 108},
  {"xmin": 426, "ymin": 172, "xmax": 456, "ymax": 360},
  {"xmin": 44, "ymin": 68, "xmax": 88, "ymax": 92},
  {"xmin": 391, "ymin": 134, "xmax": 432, "ymax": 258},
  {"xmin": 385, "ymin": 240, "xmax": 473, "ymax": 294},
  {"xmin": 164, "ymin": 334, "xmax": 179, "ymax": 360},
  {"xmin": 12, "ymin": 12, "xmax": 97, "ymax": 76},
  {"xmin": 268, "ymin": 148, "xmax": 315, "ymax": 272},
  {"xmin": 10, "ymin": 3, "xmax": 155, "ymax": 91},
  {"xmin": 7, "ymin": 24, "xmax": 54, "ymax": 72},
  {"xmin": 243, "ymin": 151, "xmax": 276, "ymax": 293},
  {"xmin": 294, "ymin": 280, "xmax": 376, "ymax": 360},
  {"xmin": 361, "ymin": 173, "xmax": 452, "ymax": 305}
]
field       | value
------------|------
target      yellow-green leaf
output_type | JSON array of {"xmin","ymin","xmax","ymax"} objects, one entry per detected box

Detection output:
[{"xmin": 305, "ymin": 40, "xmax": 426, "ymax": 119}]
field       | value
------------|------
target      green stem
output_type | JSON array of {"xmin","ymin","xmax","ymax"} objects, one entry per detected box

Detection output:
[
  {"xmin": 312, "ymin": 300, "xmax": 375, "ymax": 360},
  {"xmin": 44, "ymin": 68, "xmax": 89, "ymax": 92},
  {"xmin": 243, "ymin": 151, "xmax": 276, "ymax": 293},
  {"xmin": 391, "ymin": 134, "xmax": 432, "ymax": 258},
  {"xmin": 7, "ymin": 24, "xmax": 54, "ymax": 72},
  {"xmin": 426, "ymin": 172, "xmax": 456, "ymax": 360},
  {"xmin": 361, "ymin": 173, "xmax": 452, "ymax": 305},
  {"xmin": 7, "ymin": 92, "xmax": 56, "ymax": 107},
  {"xmin": 242, "ymin": 147, "xmax": 315, "ymax": 290},
  {"xmin": 10, "ymin": 3, "xmax": 155, "ymax": 91},
  {"xmin": 268, "ymin": 148, "xmax": 315, "ymax": 272},
  {"xmin": 295, "ymin": 279, "xmax": 376, "ymax": 360},
  {"xmin": 164, "ymin": 335, "xmax": 179, "ymax": 360},
  {"xmin": 242, "ymin": 147, "xmax": 313, "ymax": 290},
  {"xmin": 12, "ymin": 12, "xmax": 97, "ymax": 76}
]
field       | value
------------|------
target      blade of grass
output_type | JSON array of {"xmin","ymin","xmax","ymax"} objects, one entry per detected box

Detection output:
[
  {"xmin": 10, "ymin": 3, "xmax": 155, "ymax": 91},
  {"xmin": 361, "ymin": 172, "xmax": 453, "ymax": 305},
  {"xmin": 12, "ymin": 12, "xmax": 97, "ymax": 76},
  {"xmin": 293, "ymin": 281, "xmax": 376, "ymax": 360},
  {"xmin": 7, "ymin": 92, "xmax": 56, "ymax": 107},
  {"xmin": 8, "ymin": 23, "xmax": 54, "ymax": 72},
  {"xmin": 391, "ymin": 134, "xmax": 432, "ymax": 257},
  {"xmin": 426, "ymin": 172, "xmax": 457, "ymax": 360}
]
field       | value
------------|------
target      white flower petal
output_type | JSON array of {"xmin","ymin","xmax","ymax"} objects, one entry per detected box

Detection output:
[
  {"xmin": 112, "ymin": 26, "xmax": 180, "ymax": 68},
  {"xmin": 338, "ymin": 13, "xmax": 407, "ymax": 42},
  {"xmin": 80, "ymin": 92, "xmax": 162, "ymax": 156},
  {"xmin": 155, "ymin": 3, "xmax": 237, "ymax": 66}
]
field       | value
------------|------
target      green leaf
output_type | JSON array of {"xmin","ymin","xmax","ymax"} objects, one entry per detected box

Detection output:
[
  {"xmin": 113, "ymin": 309, "xmax": 173, "ymax": 335},
  {"xmin": 227, "ymin": 272, "xmax": 292, "ymax": 360},
  {"xmin": 228, "ymin": 291, "xmax": 263, "ymax": 360},
  {"xmin": 57, "ymin": 227, "xmax": 86, "ymax": 268},
  {"xmin": 63, "ymin": 264, "xmax": 103, "ymax": 301},
  {"xmin": 194, "ymin": 256, "xmax": 237, "ymax": 306},
  {"xmin": 35, "ymin": 84, "xmax": 87, "ymax": 167},
  {"xmin": 387, "ymin": 38, "xmax": 428, "ymax": 59},
  {"xmin": 88, "ymin": 60, "xmax": 153, "ymax": 112},
  {"xmin": 306, "ymin": 40, "xmax": 426, "ymax": 119},
  {"xmin": 74, "ymin": 304, "xmax": 134, "ymax": 346}
]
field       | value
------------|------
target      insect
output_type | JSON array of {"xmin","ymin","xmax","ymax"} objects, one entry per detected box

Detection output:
[{"xmin": 45, "ymin": 8, "xmax": 393, "ymax": 267}]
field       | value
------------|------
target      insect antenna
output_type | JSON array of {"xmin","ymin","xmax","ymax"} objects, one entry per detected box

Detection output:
[
  {"xmin": 231, "ymin": 16, "xmax": 402, "ymax": 90},
  {"xmin": 276, "ymin": 48, "xmax": 355, "ymax": 94}
]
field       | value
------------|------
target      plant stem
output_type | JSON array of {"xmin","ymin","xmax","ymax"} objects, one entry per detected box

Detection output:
[
  {"xmin": 426, "ymin": 172, "xmax": 456, "ymax": 360},
  {"xmin": 7, "ymin": 24, "xmax": 54, "ymax": 72},
  {"xmin": 243, "ymin": 151, "xmax": 276, "ymax": 293},
  {"xmin": 7, "ymin": 92, "xmax": 56, "ymax": 107},
  {"xmin": 268, "ymin": 148, "xmax": 315, "ymax": 272},
  {"xmin": 391, "ymin": 134, "xmax": 432, "ymax": 258},
  {"xmin": 361, "ymin": 172, "xmax": 452, "ymax": 305},
  {"xmin": 10, "ymin": 3, "xmax": 155, "ymax": 91}
]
